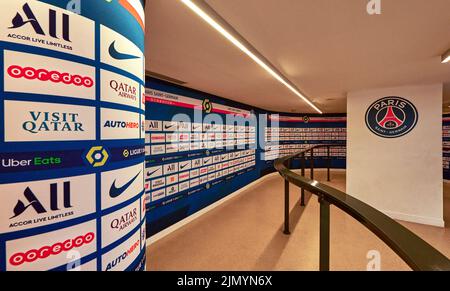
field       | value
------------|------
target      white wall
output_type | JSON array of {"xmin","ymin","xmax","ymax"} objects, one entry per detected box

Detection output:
[{"xmin": 347, "ymin": 84, "xmax": 444, "ymax": 227}]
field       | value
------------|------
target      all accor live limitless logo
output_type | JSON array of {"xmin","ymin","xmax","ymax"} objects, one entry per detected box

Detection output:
[
  {"xmin": 8, "ymin": 3, "xmax": 72, "ymax": 50},
  {"xmin": 7, "ymin": 65, "xmax": 94, "ymax": 88},
  {"xmin": 9, "ymin": 181, "xmax": 73, "ymax": 229},
  {"xmin": 9, "ymin": 232, "xmax": 95, "ymax": 266}
]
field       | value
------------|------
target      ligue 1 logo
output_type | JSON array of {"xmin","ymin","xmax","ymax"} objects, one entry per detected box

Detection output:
[
  {"xmin": 202, "ymin": 99, "xmax": 212, "ymax": 114},
  {"xmin": 365, "ymin": 96, "xmax": 418, "ymax": 138}
]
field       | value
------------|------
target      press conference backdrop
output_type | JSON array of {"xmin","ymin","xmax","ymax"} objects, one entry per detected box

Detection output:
[
  {"xmin": 443, "ymin": 114, "xmax": 450, "ymax": 180},
  {"xmin": 144, "ymin": 77, "xmax": 347, "ymax": 237},
  {"xmin": 0, "ymin": 0, "xmax": 146, "ymax": 271}
]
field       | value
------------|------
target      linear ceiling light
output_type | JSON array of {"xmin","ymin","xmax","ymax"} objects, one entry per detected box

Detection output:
[
  {"xmin": 180, "ymin": 0, "xmax": 322, "ymax": 114},
  {"xmin": 442, "ymin": 49, "xmax": 450, "ymax": 64}
]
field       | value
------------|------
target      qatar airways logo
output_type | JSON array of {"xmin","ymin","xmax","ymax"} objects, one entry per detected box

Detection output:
[
  {"xmin": 7, "ymin": 65, "xmax": 94, "ymax": 88},
  {"xmin": 110, "ymin": 208, "xmax": 138, "ymax": 231},
  {"xmin": 110, "ymin": 80, "xmax": 137, "ymax": 101},
  {"xmin": 9, "ymin": 232, "xmax": 95, "ymax": 266}
]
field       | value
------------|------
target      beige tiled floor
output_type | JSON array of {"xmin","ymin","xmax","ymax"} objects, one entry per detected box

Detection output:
[{"xmin": 147, "ymin": 170, "xmax": 450, "ymax": 271}]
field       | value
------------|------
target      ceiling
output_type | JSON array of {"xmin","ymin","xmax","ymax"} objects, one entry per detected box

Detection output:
[{"xmin": 145, "ymin": 0, "xmax": 450, "ymax": 113}]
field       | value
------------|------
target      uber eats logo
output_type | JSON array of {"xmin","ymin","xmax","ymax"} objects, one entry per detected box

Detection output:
[
  {"xmin": 2, "ymin": 156, "xmax": 61, "ymax": 168},
  {"xmin": 23, "ymin": 111, "xmax": 84, "ymax": 134}
]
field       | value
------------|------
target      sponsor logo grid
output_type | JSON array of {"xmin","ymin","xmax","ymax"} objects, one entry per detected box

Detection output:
[
  {"xmin": 145, "ymin": 86, "xmax": 348, "ymax": 237},
  {"xmin": 145, "ymin": 119, "xmax": 257, "ymax": 156},
  {"xmin": 443, "ymin": 117, "xmax": 450, "ymax": 180},
  {"xmin": 146, "ymin": 149, "xmax": 256, "ymax": 204},
  {"xmin": 263, "ymin": 125, "xmax": 347, "ymax": 161},
  {"xmin": 0, "ymin": 1, "xmax": 146, "ymax": 271}
]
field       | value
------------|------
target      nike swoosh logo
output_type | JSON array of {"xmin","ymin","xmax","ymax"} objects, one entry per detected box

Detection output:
[
  {"xmin": 204, "ymin": 159, "xmax": 211, "ymax": 164},
  {"xmin": 165, "ymin": 125, "xmax": 175, "ymax": 129},
  {"xmin": 147, "ymin": 169, "xmax": 160, "ymax": 177},
  {"xmin": 109, "ymin": 41, "xmax": 140, "ymax": 60},
  {"xmin": 180, "ymin": 163, "xmax": 189, "ymax": 169},
  {"xmin": 110, "ymin": 171, "xmax": 141, "ymax": 198}
]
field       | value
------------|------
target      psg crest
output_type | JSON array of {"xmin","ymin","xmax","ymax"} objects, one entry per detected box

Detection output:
[{"xmin": 365, "ymin": 96, "xmax": 418, "ymax": 138}]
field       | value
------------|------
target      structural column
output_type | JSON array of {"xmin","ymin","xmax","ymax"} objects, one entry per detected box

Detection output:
[{"xmin": 0, "ymin": 0, "xmax": 146, "ymax": 271}]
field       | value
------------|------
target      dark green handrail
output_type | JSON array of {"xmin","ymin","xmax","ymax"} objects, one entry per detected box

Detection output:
[{"xmin": 274, "ymin": 144, "xmax": 450, "ymax": 271}]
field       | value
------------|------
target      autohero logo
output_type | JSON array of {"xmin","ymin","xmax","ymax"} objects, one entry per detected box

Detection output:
[
  {"xmin": 104, "ymin": 120, "xmax": 139, "ymax": 129},
  {"xmin": 365, "ymin": 96, "xmax": 418, "ymax": 138},
  {"xmin": 110, "ymin": 80, "xmax": 137, "ymax": 101},
  {"xmin": 110, "ymin": 208, "xmax": 138, "ymax": 231},
  {"xmin": 7, "ymin": 65, "xmax": 94, "ymax": 88},
  {"xmin": 8, "ymin": 3, "xmax": 72, "ymax": 50},
  {"xmin": 105, "ymin": 239, "xmax": 140, "ymax": 271},
  {"xmin": 9, "ymin": 232, "xmax": 95, "ymax": 267},
  {"xmin": 9, "ymin": 182, "xmax": 73, "ymax": 229},
  {"xmin": 22, "ymin": 111, "xmax": 84, "ymax": 134}
]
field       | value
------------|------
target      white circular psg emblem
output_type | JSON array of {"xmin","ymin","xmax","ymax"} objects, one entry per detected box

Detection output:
[{"xmin": 365, "ymin": 96, "xmax": 418, "ymax": 138}]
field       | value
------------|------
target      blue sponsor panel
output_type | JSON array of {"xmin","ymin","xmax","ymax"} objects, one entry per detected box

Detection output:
[
  {"xmin": 0, "ymin": 0, "xmax": 145, "ymax": 271},
  {"xmin": 443, "ymin": 114, "xmax": 450, "ymax": 180},
  {"xmin": 145, "ymin": 77, "xmax": 347, "ymax": 237},
  {"xmin": 260, "ymin": 114, "xmax": 347, "ymax": 175},
  {"xmin": 145, "ymin": 78, "xmax": 259, "ymax": 236}
]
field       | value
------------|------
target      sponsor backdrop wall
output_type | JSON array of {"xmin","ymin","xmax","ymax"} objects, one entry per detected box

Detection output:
[
  {"xmin": 347, "ymin": 84, "xmax": 444, "ymax": 227},
  {"xmin": 0, "ymin": 0, "xmax": 146, "ymax": 271},
  {"xmin": 443, "ymin": 114, "xmax": 450, "ymax": 181},
  {"xmin": 145, "ymin": 77, "xmax": 347, "ymax": 237}
]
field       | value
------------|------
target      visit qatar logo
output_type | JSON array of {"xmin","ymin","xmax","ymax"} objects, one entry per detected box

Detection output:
[{"xmin": 365, "ymin": 96, "xmax": 418, "ymax": 138}]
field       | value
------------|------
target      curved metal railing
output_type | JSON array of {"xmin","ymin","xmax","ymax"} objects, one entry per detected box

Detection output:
[{"xmin": 274, "ymin": 144, "xmax": 450, "ymax": 271}]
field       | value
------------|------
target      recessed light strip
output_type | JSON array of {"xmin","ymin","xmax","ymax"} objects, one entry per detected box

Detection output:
[{"xmin": 180, "ymin": 0, "xmax": 322, "ymax": 114}]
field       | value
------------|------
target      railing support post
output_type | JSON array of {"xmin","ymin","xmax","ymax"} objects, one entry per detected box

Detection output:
[
  {"xmin": 327, "ymin": 145, "xmax": 331, "ymax": 182},
  {"xmin": 310, "ymin": 148, "xmax": 314, "ymax": 180},
  {"xmin": 319, "ymin": 196, "xmax": 330, "ymax": 271},
  {"xmin": 283, "ymin": 160, "xmax": 291, "ymax": 235},
  {"xmin": 300, "ymin": 152, "xmax": 305, "ymax": 206}
]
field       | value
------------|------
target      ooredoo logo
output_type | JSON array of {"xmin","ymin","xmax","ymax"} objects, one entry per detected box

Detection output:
[
  {"xmin": 365, "ymin": 96, "xmax": 418, "ymax": 138},
  {"xmin": 9, "ymin": 232, "xmax": 95, "ymax": 266},
  {"xmin": 7, "ymin": 65, "xmax": 94, "ymax": 88}
]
